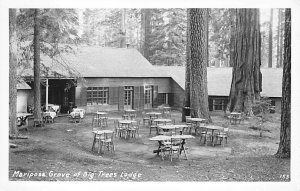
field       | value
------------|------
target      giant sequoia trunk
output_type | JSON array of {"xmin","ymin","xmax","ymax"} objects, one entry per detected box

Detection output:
[
  {"xmin": 275, "ymin": 8, "xmax": 291, "ymax": 159},
  {"xmin": 9, "ymin": 9, "xmax": 18, "ymax": 137},
  {"xmin": 227, "ymin": 9, "xmax": 262, "ymax": 115},
  {"xmin": 141, "ymin": 9, "xmax": 151, "ymax": 61},
  {"xmin": 268, "ymin": 9, "xmax": 273, "ymax": 68},
  {"xmin": 188, "ymin": 9, "xmax": 211, "ymax": 122},
  {"xmin": 33, "ymin": 9, "xmax": 42, "ymax": 121}
]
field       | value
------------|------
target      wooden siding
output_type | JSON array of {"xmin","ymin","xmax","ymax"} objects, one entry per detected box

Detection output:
[{"xmin": 82, "ymin": 77, "xmax": 171, "ymax": 93}]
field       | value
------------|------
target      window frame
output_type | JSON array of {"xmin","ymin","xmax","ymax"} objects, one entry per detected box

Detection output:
[{"xmin": 87, "ymin": 87, "xmax": 109, "ymax": 105}]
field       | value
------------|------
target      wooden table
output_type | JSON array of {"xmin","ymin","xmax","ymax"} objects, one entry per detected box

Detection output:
[
  {"xmin": 149, "ymin": 134, "xmax": 194, "ymax": 160},
  {"xmin": 146, "ymin": 112, "xmax": 162, "ymax": 119},
  {"xmin": 119, "ymin": 120, "xmax": 136, "ymax": 139},
  {"xmin": 230, "ymin": 112, "xmax": 242, "ymax": 124},
  {"xmin": 91, "ymin": 130, "xmax": 114, "ymax": 153},
  {"xmin": 158, "ymin": 124, "xmax": 188, "ymax": 134},
  {"xmin": 204, "ymin": 125, "xmax": 224, "ymax": 145},
  {"xmin": 189, "ymin": 118, "xmax": 206, "ymax": 135}
]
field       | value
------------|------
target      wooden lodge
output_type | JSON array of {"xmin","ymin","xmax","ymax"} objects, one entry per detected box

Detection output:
[{"xmin": 19, "ymin": 46, "xmax": 282, "ymax": 114}]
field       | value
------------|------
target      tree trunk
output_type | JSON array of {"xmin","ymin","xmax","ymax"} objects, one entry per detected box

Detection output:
[
  {"xmin": 182, "ymin": 9, "xmax": 191, "ymax": 122},
  {"xmin": 276, "ymin": 8, "xmax": 281, "ymax": 68},
  {"xmin": 226, "ymin": 9, "xmax": 262, "ymax": 115},
  {"xmin": 275, "ymin": 8, "xmax": 291, "ymax": 159},
  {"xmin": 268, "ymin": 9, "xmax": 273, "ymax": 68},
  {"xmin": 141, "ymin": 9, "xmax": 151, "ymax": 61},
  {"xmin": 120, "ymin": 8, "xmax": 126, "ymax": 48},
  {"xmin": 33, "ymin": 9, "xmax": 42, "ymax": 121},
  {"xmin": 279, "ymin": 9, "xmax": 285, "ymax": 68},
  {"xmin": 229, "ymin": 9, "xmax": 236, "ymax": 67},
  {"xmin": 188, "ymin": 8, "xmax": 211, "ymax": 122},
  {"xmin": 9, "ymin": 9, "xmax": 18, "ymax": 137}
]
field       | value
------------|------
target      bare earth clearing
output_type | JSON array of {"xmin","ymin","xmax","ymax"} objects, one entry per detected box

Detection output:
[{"xmin": 9, "ymin": 111, "xmax": 290, "ymax": 181}]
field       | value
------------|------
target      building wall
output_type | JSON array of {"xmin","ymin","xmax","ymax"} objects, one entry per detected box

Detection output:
[
  {"xmin": 75, "ymin": 77, "xmax": 172, "ymax": 113},
  {"xmin": 17, "ymin": 90, "xmax": 29, "ymax": 113},
  {"xmin": 170, "ymin": 80, "xmax": 185, "ymax": 110}
]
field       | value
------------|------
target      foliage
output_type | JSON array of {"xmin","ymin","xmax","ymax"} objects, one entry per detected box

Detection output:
[
  {"xmin": 251, "ymin": 97, "xmax": 273, "ymax": 137},
  {"xmin": 16, "ymin": 9, "xmax": 80, "ymax": 78},
  {"xmin": 208, "ymin": 9, "xmax": 232, "ymax": 67}
]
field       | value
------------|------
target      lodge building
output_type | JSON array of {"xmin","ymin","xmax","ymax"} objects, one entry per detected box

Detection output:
[{"xmin": 18, "ymin": 46, "xmax": 282, "ymax": 114}]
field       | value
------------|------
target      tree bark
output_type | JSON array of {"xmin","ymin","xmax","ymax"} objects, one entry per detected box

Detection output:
[
  {"xmin": 226, "ymin": 9, "xmax": 262, "ymax": 115},
  {"xmin": 268, "ymin": 9, "xmax": 273, "ymax": 68},
  {"xmin": 9, "ymin": 9, "xmax": 18, "ymax": 137},
  {"xmin": 229, "ymin": 9, "xmax": 236, "ymax": 67},
  {"xmin": 182, "ymin": 9, "xmax": 191, "ymax": 122},
  {"xmin": 279, "ymin": 9, "xmax": 285, "ymax": 68},
  {"xmin": 276, "ymin": 8, "xmax": 281, "ymax": 68},
  {"xmin": 275, "ymin": 8, "xmax": 291, "ymax": 159},
  {"xmin": 33, "ymin": 9, "xmax": 42, "ymax": 121},
  {"xmin": 120, "ymin": 8, "xmax": 126, "ymax": 48},
  {"xmin": 188, "ymin": 8, "xmax": 211, "ymax": 122},
  {"xmin": 141, "ymin": 9, "xmax": 151, "ymax": 61}
]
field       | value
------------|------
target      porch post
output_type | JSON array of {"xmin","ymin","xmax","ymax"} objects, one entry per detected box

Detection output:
[{"xmin": 46, "ymin": 78, "xmax": 49, "ymax": 110}]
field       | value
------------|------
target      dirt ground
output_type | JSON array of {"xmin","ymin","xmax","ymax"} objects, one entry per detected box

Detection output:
[{"xmin": 9, "ymin": 110, "xmax": 290, "ymax": 181}]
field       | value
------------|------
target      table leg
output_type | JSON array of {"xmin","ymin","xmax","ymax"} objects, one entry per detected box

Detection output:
[{"xmin": 91, "ymin": 134, "xmax": 96, "ymax": 151}]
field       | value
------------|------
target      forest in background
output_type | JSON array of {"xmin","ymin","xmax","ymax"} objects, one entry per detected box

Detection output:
[{"xmin": 79, "ymin": 8, "xmax": 285, "ymax": 68}]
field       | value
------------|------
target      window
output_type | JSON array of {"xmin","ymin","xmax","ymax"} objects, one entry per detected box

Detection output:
[
  {"xmin": 144, "ymin": 85, "xmax": 152, "ymax": 105},
  {"xmin": 213, "ymin": 99, "xmax": 225, "ymax": 111},
  {"xmin": 124, "ymin": 86, "xmax": 133, "ymax": 106},
  {"xmin": 87, "ymin": 87, "xmax": 109, "ymax": 105},
  {"xmin": 158, "ymin": 93, "xmax": 168, "ymax": 104}
]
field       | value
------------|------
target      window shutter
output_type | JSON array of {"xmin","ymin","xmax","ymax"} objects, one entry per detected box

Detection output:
[
  {"xmin": 80, "ymin": 87, "xmax": 87, "ymax": 106},
  {"xmin": 109, "ymin": 87, "xmax": 119, "ymax": 105},
  {"xmin": 152, "ymin": 85, "xmax": 159, "ymax": 108},
  {"xmin": 168, "ymin": 93, "xmax": 174, "ymax": 106},
  {"xmin": 133, "ymin": 86, "xmax": 140, "ymax": 110},
  {"xmin": 139, "ymin": 86, "xmax": 144, "ymax": 110},
  {"xmin": 118, "ymin": 86, "xmax": 124, "ymax": 111},
  {"xmin": 208, "ymin": 97, "xmax": 213, "ymax": 111}
]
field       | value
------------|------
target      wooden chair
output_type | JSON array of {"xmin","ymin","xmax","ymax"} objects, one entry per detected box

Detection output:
[
  {"xmin": 199, "ymin": 127, "xmax": 213, "ymax": 146},
  {"xmin": 130, "ymin": 119, "xmax": 141, "ymax": 138},
  {"xmin": 114, "ymin": 120, "xmax": 125, "ymax": 138},
  {"xmin": 215, "ymin": 127, "xmax": 229, "ymax": 146},
  {"xmin": 183, "ymin": 116, "xmax": 192, "ymax": 133},
  {"xmin": 73, "ymin": 112, "xmax": 81, "ymax": 123},
  {"xmin": 99, "ymin": 132, "xmax": 115, "ymax": 153},
  {"xmin": 167, "ymin": 138, "xmax": 182, "ymax": 161},
  {"xmin": 43, "ymin": 113, "xmax": 54, "ymax": 123},
  {"xmin": 92, "ymin": 113, "xmax": 100, "ymax": 126},
  {"xmin": 142, "ymin": 112, "xmax": 151, "ymax": 127}
]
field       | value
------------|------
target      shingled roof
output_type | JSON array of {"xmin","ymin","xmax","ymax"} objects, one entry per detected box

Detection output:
[
  {"xmin": 156, "ymin": 66, "xmax": 282, "ymax": 98},
  {"xmin": 21, "ymin": 46, "xmax": 169, "ymax": 78}
]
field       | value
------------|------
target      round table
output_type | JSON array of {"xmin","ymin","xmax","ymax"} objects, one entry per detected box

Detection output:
[{"xmin": 203, "ymin": 125, "xmax": 224, "ymax": 145}]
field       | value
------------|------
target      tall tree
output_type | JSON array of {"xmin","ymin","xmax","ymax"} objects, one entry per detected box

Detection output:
[
  {"xmin": 120, "ymin": 8, "xmax": 127, "ymax": 48},
  {"xmin": 9, "ymin": 9, "xmax": 18, "ymax": 137},
  {"xmin": 188, "ymin": 8, "xmax": 211, "ymax": 122},
  {"xmin": 276, "ymin": 9, "xmax": 285, "ymax": 68},
  {"xmin": 275, "ymin": 8, "xmax": 291, "ymax": 158},
  {"xmin": 226, "ymin": 9, "xmax": 262, "ymax": 115},
  {"xmin": 17, "ymin": 9, "xmax": 80, "ymax": 120},
  {"xmin": 268, "ymin": 9, "xmax": 273, "ymax": 68},
  {"xmin": 33, "ymin": 9, "xmax": 42, "ymax": 122},
  {"xmin": 182, "ymin": 9, "xmax": 191, "ymax": 122},
  {"xmin": 140, "ymin": 9, "xmax": 151, "ymax": 61}
]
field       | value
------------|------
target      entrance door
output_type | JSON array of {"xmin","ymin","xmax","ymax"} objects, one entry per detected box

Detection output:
[
  {"xmin": 124, "ymin": 86, "xmax": 133, "ymax": 110},
  {"xmin": 144, "ymin": 85, "xmax": 153, "ymax": 109}
]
